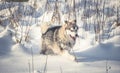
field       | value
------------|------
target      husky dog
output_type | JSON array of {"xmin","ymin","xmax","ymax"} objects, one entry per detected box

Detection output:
[{"xmin": 41, "ymin": 20, "xmax": 78, "ymax": 60}]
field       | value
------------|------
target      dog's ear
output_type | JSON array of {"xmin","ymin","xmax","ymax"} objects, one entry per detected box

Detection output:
[{"xmin": 73, "ymin": 19, "xmax": 76, "ymax": 23}]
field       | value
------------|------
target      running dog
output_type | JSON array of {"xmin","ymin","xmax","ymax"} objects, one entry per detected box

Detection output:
[{"xmin": 41, "ymin": 20, "xmax": 78, "ymax": 61}]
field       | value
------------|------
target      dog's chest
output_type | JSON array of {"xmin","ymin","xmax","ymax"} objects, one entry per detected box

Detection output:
[{"xmin": 55, "ymin": 36, "xmax": 75, "ymax": 50}]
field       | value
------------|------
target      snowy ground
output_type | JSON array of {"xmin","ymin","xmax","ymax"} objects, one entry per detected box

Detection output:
[
  {"xmin": 0, "ymin": 55, "xmax": 120, "ymax": 73},
  {"xmin": 0, "ymin": 33, "xmax": 120, "ymax": 73},
  {"xmin": 0, "ymin": 0, "xmax": 120, "ymax": 73}
]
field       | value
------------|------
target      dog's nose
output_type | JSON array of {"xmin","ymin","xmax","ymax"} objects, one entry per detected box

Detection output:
[{"xmin": 75, "ymin": 34, "xmax": 79, "ymax": 37}]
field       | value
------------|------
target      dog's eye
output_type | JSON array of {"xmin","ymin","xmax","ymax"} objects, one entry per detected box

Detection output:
[
  {"xmin": 74, "ymin": 27, "xmax": 78, "ymax": 30},
  {"xmin": 74, "ymin": 26, "xmax": 78, "ymax": 30},
  {"xmin": 74, "ymin": 27, "xmax": 77, "ymax": 30},
  {"xmin": 70, "ymin": 26, "xmax": 78, "ymax": 31}
]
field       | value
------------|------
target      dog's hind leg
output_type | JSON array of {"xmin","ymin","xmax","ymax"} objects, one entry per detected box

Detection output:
[
  {"xmin": 44, "ymin": 49, "xmax": 54, "ymax": 55},
  {"xmin": 40, "ymin": 48, "xmax": 55, "ymax": 55},
  {"xmin": 40, "ymin": 43, "xmax": 55, "ymax": 55}
]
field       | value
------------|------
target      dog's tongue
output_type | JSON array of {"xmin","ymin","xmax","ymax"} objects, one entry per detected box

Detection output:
[{"xmin": 70, "ymin": 35, "xmax": 76, "ymax": 41}]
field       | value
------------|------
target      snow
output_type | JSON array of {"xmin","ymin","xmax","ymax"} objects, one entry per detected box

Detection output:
[{"xmin": 0, "ymin": 0, "xmax": 120, "ymax": 73}]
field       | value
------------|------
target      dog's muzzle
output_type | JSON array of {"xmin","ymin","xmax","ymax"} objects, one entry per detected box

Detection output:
[
  {"xmin": 70, "ymin": 34, "xmax": 79, "ymax": 41},
  {"xmin": 75, "ymin": 34, "xmax": 79, "ymax": 37}
]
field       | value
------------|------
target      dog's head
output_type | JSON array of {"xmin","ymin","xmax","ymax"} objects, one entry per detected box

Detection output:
[{"xmin": 64, "ymin": 20, "xmax": 79, "ymax": 41}]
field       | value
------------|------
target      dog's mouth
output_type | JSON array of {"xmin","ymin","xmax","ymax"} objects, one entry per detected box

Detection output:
[
  {"xmin": 69, "ymin": 34, "xmax": 79, "ymax": 41},
  {"xmin": 70, "ymin": 35, "xmax": 76, "ymax": 41}
]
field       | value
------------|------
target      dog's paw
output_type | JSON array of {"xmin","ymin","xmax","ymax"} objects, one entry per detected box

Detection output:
[
  {"xmin": 69, "ymin": 55, "xmax": 75, "ymax": 61},
  {"xmin": 70, "ymin": 56, "xmax": 78, "ymax": 62},
  {"xmin": 61, "ymin": 50, "xmax": 77, "ymax": 61}
]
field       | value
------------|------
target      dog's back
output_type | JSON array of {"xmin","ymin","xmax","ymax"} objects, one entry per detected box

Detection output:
[
  {"xmin": 41, "ymin": 26, "xmax": 61, "ymax": 54},
  {"xmin": 42, "ymin": 26, "xmax": 61, "ymax": 40}
]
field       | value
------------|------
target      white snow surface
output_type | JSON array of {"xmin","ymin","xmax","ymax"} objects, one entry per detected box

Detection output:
[{"xmin": 0, "ymin": 0, "xmax": 120, "ymax": 73}]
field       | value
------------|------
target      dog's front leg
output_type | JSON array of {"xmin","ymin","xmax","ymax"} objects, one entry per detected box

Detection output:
[{"xmin": 61, "ymin": 50, "xmax": 75, "ymax": 61}]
